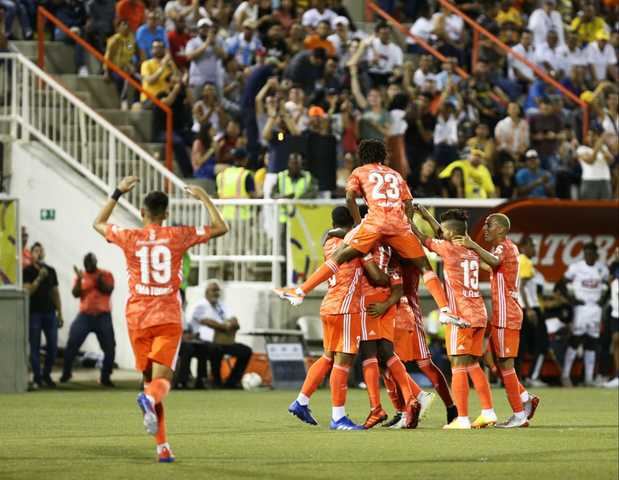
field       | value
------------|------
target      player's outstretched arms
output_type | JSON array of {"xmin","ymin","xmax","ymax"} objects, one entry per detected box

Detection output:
[
  {"xmin": 452, "ymin": 234, "xmax": 501, "ymax": 268},
  {"xmin": 93, "ymin": 176, "xmax": 139, "ymax": 237},
  {"xmin": 184, "ymin": 185, "xmax": 229, "ymax": 239}
]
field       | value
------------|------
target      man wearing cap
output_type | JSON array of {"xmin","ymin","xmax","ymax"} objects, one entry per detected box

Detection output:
[
  {"xmin": 585, "ymin": 30, "xmax": 618, "ymax": 83},
  {"xmin": 515, "ymin": 149, "xmax": 555, "ymax": 198},
  {"xmin": 186, "ymin": 17, "xmax": 225, "ymax": 99},
  {"xmin": 569, "ymin": 3, "xmax": 610, "ymax": 44},
  {"xmin": 226, "ymin": 19, "xmax": 263, "ymax": 67},
  {"xmin": 216, "ymin": 148, "xmax": 256, "ymax": 221},
  {"xmin": 527, "ymin": 0, "xmax": 564, "ymax": 48},
  {"xmin": 327, "ymin": 16, "xmax": 350, "ymax": 60}
]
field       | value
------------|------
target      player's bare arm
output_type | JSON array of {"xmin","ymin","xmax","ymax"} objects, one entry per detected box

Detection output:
[
  {"xmin": 452, "ymin": 235, "xmax": 501, "ymax": 268},
  {"xmin": 199, "ymin": 317, "xmax": 233, "ymax": 332},
  {"xmin": 414, "ymin": 203, "xmax": 442, "ymax": 237},
  {"xmin": 367, "ymin": 284, "xmax": 403, "ymax": 317},
  {"xmin": 93, "ymin": 176, "xmax": 139, "ymax": 237},
  {"xmin": 184, "ymin": 185, "xmax": 229, "ymax": 238},
  {"xmin": 362, "ymin": 256, "xmax": 390, "ymax": 287},
  {"xmin": 346, "ymin": 189, "xmax": 362, "ymax": 226}
]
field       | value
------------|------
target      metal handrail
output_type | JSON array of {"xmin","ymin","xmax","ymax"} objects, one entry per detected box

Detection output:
[{"xmin": 36, "ymin": 6, "xmax": 175, "ymax": 172}]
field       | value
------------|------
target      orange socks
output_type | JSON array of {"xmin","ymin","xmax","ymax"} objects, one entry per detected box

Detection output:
[
  {"xmin": 422, "ymin": 271, "xmax": 448, "ymax": 310},
  {"xmin": 330, "ymin": 364, "xmax": 350, "ymax": 407},
  {"xmin": 300, "ymin": 355, "xmax": 333, "ymax": 399},
  {"xmin": 362, "ymin": 358, "xmax": 381, "ymax": 408},
  {"xmin": 155, "ymin": 402, "xmax": 167, "ymax": 445},
  {"xmin": 386, "ymin": 356, "xmax": 412, "ymax": 402},
  {"xmin": 467, "ymin": 364, "xmax": 493, "ymax": 410},
  {"xmin": 451, "ymin": 366, "xmax": 469, "ymax": 417},
  {"xmin": 383, "ymin": 371, "xmax": 405, "ymax": 412},
  {"xmin": 145, "ymin": 378, "xmax": 171, "ymax": 405},
  {"xmin": 501, "ymin": 368, "xmax": 524, "ymax": 414},
  {"xmin": 300, "ymin": 260, "xmax": 339, "ymax": 294},
  {"xmin": 418, "ymin": 358, "xmax": 454, "ymax": 407}
]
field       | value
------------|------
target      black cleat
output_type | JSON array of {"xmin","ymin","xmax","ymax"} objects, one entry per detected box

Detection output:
[
  {"xmin": 42, "ymin": 376, "xmax": 57, "ymax": 388},
  {"xmin": 382, "ymin": 412, "xmax": 403, "ymax": 428},
  {"xmin": 447, "ymin": 405, "xmax": 458, "ymax": 424}
]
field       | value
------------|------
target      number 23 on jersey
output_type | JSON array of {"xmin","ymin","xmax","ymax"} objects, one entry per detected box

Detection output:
[{"xmin": 369, "ymin": 172, "xmax": 400, "ymax": 200}]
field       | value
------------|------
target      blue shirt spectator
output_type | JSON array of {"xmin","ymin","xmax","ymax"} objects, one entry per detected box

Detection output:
[
  {"xmin": 515, "ymin": 149, "xmax": 555, "ymax": 198},
  {"xmin": 136, "ymin": 11, "xmax": 169, "ymax": 60}
]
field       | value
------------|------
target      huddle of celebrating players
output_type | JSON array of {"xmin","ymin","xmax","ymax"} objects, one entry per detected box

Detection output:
[{"xmin": 277, "ymin": 139, "xmax": 540, "ymax": 430}]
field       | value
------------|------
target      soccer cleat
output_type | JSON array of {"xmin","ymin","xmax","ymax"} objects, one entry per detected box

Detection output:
[
  {"xmin": 59, "ymin": 373, "xmax": 72, "ymax": 384},
  {"xmin": 273, "ymin": 287, "xmax": 305, "ymax": 306},
  {"xmin": 329, "ymin": 416, "xmax": 364, "ymax": 431},
  {"xmin": 471, "ymin": 413, "xmax": 498, "ymax": 429},
  {"xmin": 524, "ymin": 394, "xmax": 540, "ymax": 420},
  {"xmin": 382, "ymin": 412, "xmax": 403, "ymax": 428},
  {"xmin": 561, "ymin": 377, "xmax": 573, "ymax": 388},
  {"xmin": 157, "ymin": 443, "xmax": 175, "ymax": 463},
  {"xmin": 418, "ymin": 391, "xmax": 436, "ymax": 419},
  {"xmin": 443, "ymin": 418, "xmax": 471, "ymax": 429},
  {"xmin": 439, "ymin": 310, "xmax": 471, "ymax": 328},
  {"xmin": 288, "ymin": 400, "xmax": 319, "ymax": 426},
  {"xmin": 404, "ymin": 398, "xmax": 421, "ymax": 429},
  {"xmin": 363, "ymin": 406, "xmax": 388, "ymax": 429},
  {"xmin": 137, "ymin": 393, "xmax": 159, "ymax": 435},
  {"xmin": 495, "ymin": 414, "xmax": 529, "ymax": 428},
  {"xmin": 446, "ymin": 405, "xmax": 458, "ymax": 424},
  {"xmin": 603, "ymin": 377, "xmax": 619, "ymax": 389}
]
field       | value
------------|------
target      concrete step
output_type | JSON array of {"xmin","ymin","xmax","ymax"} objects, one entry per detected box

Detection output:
[
  {"xmin": 12, "ymin": 40, "xmax": 76, "ymax": 74},
  {"xmin": 98, "ymin": 108, "xmax": 155, "ymax": 143},
  {"xmin": 56, "ymin": 74, "xmax": 120, "ymax": 110}
]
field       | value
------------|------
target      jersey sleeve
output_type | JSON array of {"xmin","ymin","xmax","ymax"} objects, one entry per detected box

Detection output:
[
  {"xmin": 493, "ymin": 244, "xmax": 506, "ymax": 266},
  {"xmin": 180, "ymin": 225, "xmax": 212, "ymax": 249},
  {"xmin": 105, "ymin": 224, "xmax": 130, "ymax": 249},
  {"xmin": 563, "ymin": 262, "xmax": 577, "ymax": 281},
  {"xmin": 425, "ymin": 238, "xmax": 449, "ymax": 257},
  {"xmin": 400, "ymin": 175, "xmax": 413, "ymax": 201},
  {"xmin": 346, "ymin": 169, "xmax": 362, "ymax": 195}
]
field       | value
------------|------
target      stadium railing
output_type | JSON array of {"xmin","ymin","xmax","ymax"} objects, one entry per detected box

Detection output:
[{"xmin": 35, "ymin": 6, "xmax": 174, "ymax": 173}]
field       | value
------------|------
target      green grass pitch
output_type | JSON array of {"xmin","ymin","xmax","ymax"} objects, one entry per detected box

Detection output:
[{"xmin": 1, "ymin": 385, "xmax": 617, "ymax": 480}]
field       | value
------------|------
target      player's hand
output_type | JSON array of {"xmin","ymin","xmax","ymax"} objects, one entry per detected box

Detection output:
[
  {"xmin": 118, "ymin": 176, "xmax": 139, "ymax": 193},
  {"xmin": 73, "ymin": 266, "xmax": 83, "ymax": 278},
  {"xmin": 452, "ymin": 235, "xmax": 474, "ymax": 248},
  {"xmin": 368, "ymin": 302, "xmax": 388, "ymax": 317},
  {"xmin": 56, "ymin": 312, "xmax": 64, "ymax": 329},
  {"xmin": 38, "ymin": 267, "xmax": 49, "ymax": 280},
  {"xmin": 184, "ymin": 184, "xmax": 208, "ymax": 199}
]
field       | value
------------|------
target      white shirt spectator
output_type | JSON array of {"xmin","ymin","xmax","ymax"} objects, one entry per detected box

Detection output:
[
  {"xmin": 509, "ymin": 43, "xmax": 537, "ymax": 82},
  {"xmin": 435, "ymin": 71, "xmax": 461, "ymax": 91},
  {"xmin": 535, "ymin": 42, "xmax": 569, "ymax": 73},
  {"xmin": 494, "ymin": 116, "xmax": 530, "ymax": 156},
  {"xmin": 562, "ymin": 44, "xmax": 587, "ymax": 75},
  {"xmin": 186, "ymin": 35, "xmax": 223, "ymax": 89},
  {"xmin": 327, "ymin": 32, "xmax": 348, "ymax": 59},
  {"xmin": 367, "ymin": 37, "xmax": 403, "ymax": 75},
  {"xmin": 585, "ymin": 41, "xmax": 617, "ymax": 81},
  {"xmin": 233, "ymin": 1, "xmax": 258, "ymax": 26},
  {"xmin": 413, "ymin": 68, "xmax": 436, "ymax": 88},
  {"xmin": 432, "ymin": 13, "xmax": 463, "ymax": 43},
  {"xmin": 527, "ymin": 8, "xmax": 565, "ymax": 47},
  {"xmin": 434, "ymin": 114, "xmax": 458, "ymax": 145},
  {"xmin": 302, "ymin": 8, "xmax": 337, "ymax": 28},
  {"xmin": 576, "ymin": 145, "xmax": 612, "ymax": 181},
  {"xmin": 164, "ymin": 1, "xmax": 208, "ymax": 31},
  {"xmin": 407, "ymin": 16, "xmax": 433, "ymax": 44},
  {"xmin": 190, "ymin": 298, "xmax": 231, "ymax": 342},
  {"xmin": 602, "ymin": 109, "xmax": 619, "ymax": 139},
  {"xmin": 564, "ymin": 259, "xmax": 609, "ymax": 305}
]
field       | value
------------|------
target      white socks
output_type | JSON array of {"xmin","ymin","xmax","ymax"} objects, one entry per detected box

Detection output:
[
  {"xmin": 296, "ymin": 393, "xmax": 310, "ymax": 406},
  {"xmin": 456, "ymin": 416, "xmax": 471, "ymax": 427},
  {"xmin": 514, "ymin": 411, "xmax": 527, "ymax": 421},
  {"xmin": 563, "ymin": 347, "xmax": 577, "ymax": 379},
  {"xmin": 531, "ymin": 354, "xmax": 544, "ymax": 380},
  {"xmin": 332, "ymin": 406, "xmax": 346, "ymax": 421},
  {"xmin": 584, "ymin": 350, "xmax": 596, "ymax": 383},
  {"xmin": 481, "ymin": 408, "xmax": 497, "ymax": 420},
  {"xmin": 520, "ymin": 391, "xmax": 530, "ymax": 403}
]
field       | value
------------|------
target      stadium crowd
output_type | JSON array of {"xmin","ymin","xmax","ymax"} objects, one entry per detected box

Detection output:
[{"xmin": 3, "ymin": 0, "xmax": 617, "ymax": 200}]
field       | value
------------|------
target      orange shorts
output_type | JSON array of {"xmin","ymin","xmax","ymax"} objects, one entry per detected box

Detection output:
[
  {"xmin": 322, "ymin": 313, "xmax": 361, "ymax": 354},
  {"xmin": 394, "ymin": 322, "xmax": 431, "ymax": 362},
  {"xmin": 361, "ymin": 302, "xmax": 396, "ymax": 342},
  {"xmin": 489, "ymin": 325, "xmax": 520, "ymax": 359},
  {"xmin": 347, "ymin": 217, "xmax": 425, "ymax": 259},
  {"xmin": 128, "ymin": 323, "xmax": 183, "ymax": 372},
  {"xmin": 445, "ymin": 325, "xmax": 485, "ymax": 357}
]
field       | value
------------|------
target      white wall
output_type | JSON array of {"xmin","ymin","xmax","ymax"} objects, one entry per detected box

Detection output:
[{"xmin": 10, "ymin": 141, "xmax": 140, "ymax": 369}]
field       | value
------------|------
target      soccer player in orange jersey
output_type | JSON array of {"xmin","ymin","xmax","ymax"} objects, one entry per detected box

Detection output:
[
  {"xmin": 93, "ymin": 176, "xmax": 228, "ymax": 460},
  {"xmin": 275, "ymin": 139, "xmax": 466, "ymax": 329},
  {"xmin": 453, "ymin": 213, "xmax": 540, "ymax": 428},
  {"xmin": 411, "ymin": 207, "xmax": 498, "ymax": 429},
  {"xmin": 288, "ymin": 207, "xmax": 365, "ymax": 430}
]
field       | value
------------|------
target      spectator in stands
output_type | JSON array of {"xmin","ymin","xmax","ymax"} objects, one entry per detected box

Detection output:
[
  {"xmin": 284, "ymin": 47, "xmax": 327, "ymax": 96},
  {"xmin": 302, "ymin": 0, "xmax": 336, "ymax": 30},
  {"xmin": 216, "ymin": 119, "xmax": 244, "ymax": 166},
  {"xmin": 140, "ymin": 39, "xmax": 175, "ymax": 102},
  {"xmin": 104, "ymin": 19, "xmax": 137, "ymax": 110},
  {"xmin": 23, "ymin": 242, "xmax": 63, "ymax": 389},
  {"xmin": 49, "ymin": 0, "xmax": 88, "ymax": 76},
  {"xmin": 570, "ymin": 3, "xmax": 609, "ymax": 44},
  {"xmin": 493, "ymin": 157, "xmax": 517, "ymax": 199},
  {"xmin": 466, "ymin": 122, "xmax": 496, "ymax": 172},
  {"xmin": 302, "ymin": 106, "xmax": 336, "ymax": 195},
  {"xmin": 273, "ymin": 0, "xmax": 298, "ymax": 32},
  {"xmin": 216, "ymin": 148, "xmax": 256, "ymax": 221},
  {"xmin": 528, "ymin": 0, "xmax": 564, "ymax": 48},
  {"xmin": 226, "ymin": 19, "xmax": 263, "ymax": 67},
  {"xmin": 435, "ymin": 57, "xmax": 461, "ymax": 92},
  {"xmin": 272, "ymin": 152, "xmax": 317, "ymax": 212},
  {"xmin": 576, "ymin": 130, "xmax": 615, "ymax": 200},
  {"xmin": 164, "ymin": 0, "xmax": 205, "ymax": 31},
  {"xmin": 327, "ymin": 15, "xmax": 350, "ymax": 61},
  {"xmin": 432, "ymin": 98, "xmax": 459, "ymax": 167},
  {"xmin": 494, "ymin": 102, "xmax": 530, "ymax": 162},
  {"xmin": 136, "ymin": 10, "xmax": 169, "ymax": 62},
  {"xmin": 303, "ymin": 19, "xmax": 335, "ymax": 57},
  {"xmin": 404, "ymin": 92, "xmax": 435, "ymax": 180},
  {"xmin": 602, "ymin": 89, "xmax": 618, "ymax": 139},
  {"xmin": 586, "ymin": 30, "xmax": 618, "ymax": 84},
  {"xmin": 530, "ymin": 96, "xmax": 563, "ymax": 171},
  {"xmin": 515, "ymin": 149, "xmax": 555, "ymax": 198},
  {"xmin": 60, "ymin": 253, "xmax": 115, "ymax": 387},
  {"xmin": 192, "ymin": 82, "xmax": 229, "ymax": 135},
  {"xmin": 191, "ymin": 281, "xmax": 253, "ymax": 389},
  {"xmin": 413, "ymin": 54, "xmax": 436, "ymax": 89},
  {"xmin": 412, "ymin": 157, "xmax": 442, "ymax": 198},
  {"xmin": 535, "ymin": 29, "xmax": 567, "ymax": 75},
  {"xmin": 563, "ymin": 32, "xmax": 587, "ymax": 77},
  {"xmin": 84, "ymin": 0, "xmax": 115, "ymax": 55},
  {"xmin": 191, "ymin": 122, "xmax": 217, "ymax": 182},
  {"xmin": 167, "ymin": 18, "xmax": 191, "ymax": 70},
  {"xmin": 0, "ymin": 5, "xmax": 8, "ymax": 49},
  {"xmin": 233, "ymin": 0, "xmax": 259, "ymax": 30},
  {"xmin": 261, "ymin": 22, "xmax": 289, "ymax": 62},
  {"xmin": 186, "ymin": 17, "xmax": 225, "ymax": 99},
  {"xmin": 508, "ymin": 29, "xmax": 536, "ymax": 89},
  {"xmin": 21, "ymin": 226, "xmax": 31, "ymax": 267},
  {"xmin": 495, "ymin": 0, "xmax": 522, "ymax": 28},
  {"xmin": 441, "ymin": 166, "xmax": 465, "ymax": 198},
  {"xmin": 0, "ymin": 0, "xmax": 33, "ymax": 40},
  {"xmin": 115, "ymin": 0, "xmax": 146, "ymax": 33},
  {"xmin": 407, "ymin": 4, "xmax": 433, "ymax": 54},
  {"xmin": 438, "ymin": 148, "xmax": 495, "ymax": 199},
  {"xmin": 432, "ymin": 0, "xmax": 465, "ymax": 64},
  {"xmin": 367, "ymin": 23, "xmax": 403, "ymax": 87}
]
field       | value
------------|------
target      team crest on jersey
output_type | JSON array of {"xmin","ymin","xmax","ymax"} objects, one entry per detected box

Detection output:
[{"xmin": 149, "ymin": 230, "xmax": 156, "ymax": 241}]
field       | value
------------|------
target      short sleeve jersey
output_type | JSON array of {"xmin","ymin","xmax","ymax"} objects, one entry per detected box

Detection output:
[
  {"xmin": 357, "ymin": 244, "xmax": 403, "ymax": 304},
  {"xmin": 425, "ymin": 239, "xmax": 488, "ymax": 328},
  {"xmin": 105, "ymin": 223, "xmax": 211, "ymax": 300},
  {"xmin": 346, "ymin": 163, "xmax": 412, "ymax": 233},
  {"xmin": 320, "ymin": 236, "xmax": 364, "ymax": 316},
  {"xmin": 564, "ymin": 260, "xmax": 609, "ymax": 305},
  {"xmin": 490, "ymin": 238, "xmax": 523, "ymax": 329}
]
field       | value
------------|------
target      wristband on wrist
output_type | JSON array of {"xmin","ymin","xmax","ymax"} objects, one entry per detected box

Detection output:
[{"xmin": 111, "ymin": 188, "xmax": 123, "ymax": 201}]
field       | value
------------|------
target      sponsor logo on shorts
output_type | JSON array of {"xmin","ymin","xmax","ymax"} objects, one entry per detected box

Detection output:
[
  {"xmin": 369, "ymin": 330, "xmax": 376, "ymax": 336},
  {"xmin": 458, "ymin": 344, "xmax": 465, "ymax": 350}
]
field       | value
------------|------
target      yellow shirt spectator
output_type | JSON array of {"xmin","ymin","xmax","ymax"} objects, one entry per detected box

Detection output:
[
  {"xmin": 439, "ymin": 156, "xmax": 495, "ymax": 199},
  {"xmin": 519, "ymin": 253, "xmax": 535, "ymax": 280},
  {"xmin": 105, "ymin": 31, "xmax": 136, "ymax": 71},
  {"xmin": 569, "ymin": 16, "xmax": 608, "ymax": 43},
  {"xmin": 140, "ymin": 57, "xmax": 173, "ymax": 102},
  {"xmin": 496, "ymin": 7, "xmax": 523, "ymax": 26}
]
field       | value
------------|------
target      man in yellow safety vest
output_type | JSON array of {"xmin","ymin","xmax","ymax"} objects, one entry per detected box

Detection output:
[
  {"xmin": 216, "ymin": 148, "xmax": 256, "ymax": 221},
  {"xmin": 272, "ymin": 152, "xmax": 317, "ymax": 223}
]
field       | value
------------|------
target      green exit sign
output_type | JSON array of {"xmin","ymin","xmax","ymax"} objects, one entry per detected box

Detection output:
[{"xmin": 40, "ymin": 209, "xmax": 56, "ymax": 221}]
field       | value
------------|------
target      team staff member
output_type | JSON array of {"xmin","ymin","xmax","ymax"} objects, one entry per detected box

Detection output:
[
  {"xmin": 60, "ymin": 253, "xmax": 116, "ymax": 387},
  {"xmin": 23, "ymin": 242, "xmax": 63, "ymax": 389}
]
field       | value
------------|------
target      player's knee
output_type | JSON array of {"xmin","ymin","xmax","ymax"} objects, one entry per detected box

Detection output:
[
  {"xmin": 569, "ymin": 335, "xmax": 584, "ymax": 349},
  {"xmin": 583, "ymin": 335, "xmax": 598, "ymax": 351}
]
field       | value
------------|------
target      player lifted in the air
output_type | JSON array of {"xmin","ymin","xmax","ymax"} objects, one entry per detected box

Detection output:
[
  {"xmin": 411, "ymin": 207, "xmax": 497, "ymax": 429},
  {"xmin": 93, "ymin": 177, "xmax": 228, "ymax": 461},
  {"xmin": 453, "ymin": 213, "xmax": 539, "ymax": 428},
  {"xmin": 275, "ymin": 139, "xmax": 466, "ymax": 329}
]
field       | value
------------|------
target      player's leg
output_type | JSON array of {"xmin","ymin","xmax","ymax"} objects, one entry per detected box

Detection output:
[
  {"xmin": 93, "ymin": 313, "xmax": 116, "ymax": 386},
  {"xmin": 562, "ymin": 334, "xmax": 583, "ymax": 387},
  {"xmin": 463, "ymin": 327, "xmax": 496, "ymax": 427},
  {"xmin": 359, "ymin": 340, "xmax": 387, "ymax": 428},
  {"xmin": 329, "ymin": 351, "xmax": 363, "ymax": 430},
  {"xmin": 583, "ymin": 334, "xmax": 599, "ymax": 386},
  {"xmin": 382, "ymin": 369, "xmax": 406, "ymax": 427},
  {"xmin": 60, "ymin": 313, "xmax": 91, "ymax": 383},
  {"xmin": 445, "ymin": 355, "xmax": 473, "ymax": 429}
]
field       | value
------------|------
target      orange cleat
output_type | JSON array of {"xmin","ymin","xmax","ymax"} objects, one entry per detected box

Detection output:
[
  {"xmin": 363, "ymin": 406, "xmax": 388, "ymax": 429},
  {"xmin": 404, "ymin": 398, "xmax": 421, "ymax": 429}
]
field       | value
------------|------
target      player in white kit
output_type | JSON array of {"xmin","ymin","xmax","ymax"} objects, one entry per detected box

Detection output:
[{"xmin": 558, "ymin": 243, "xmax": 610, "ymax": 387}]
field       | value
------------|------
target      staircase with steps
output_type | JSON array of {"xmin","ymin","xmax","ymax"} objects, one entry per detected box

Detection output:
[{"xmin": 10, "ymin": 40, "xmax": 166, "ymax": 168}]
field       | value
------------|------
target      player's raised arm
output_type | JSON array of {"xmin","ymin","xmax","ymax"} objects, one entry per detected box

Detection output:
[
  {"xmin": 407, "ymin": 203, "xmax": 438, "ymax": 245},
  {"xmin": 184, "ymin": 185, "xmax": 229, "ymax": 238},
  {"xmin": 362, "ymin": 253, "xmax": 390, "ymax": 287},
  {"xmin": 452, "ymin": 235, "xmax": 501, "ymax": 268},
  {"xmin": 93, "ymin": 176, "xmax": 139, "ymax": 238},
  {"xmin": 346, "ymin": 189, "xmax": 362, "ymax": 226}
]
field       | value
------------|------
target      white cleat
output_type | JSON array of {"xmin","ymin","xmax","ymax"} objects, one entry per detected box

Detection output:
[
  {"xmin": 273, "ymin": 287, "xmax": 305, "ymax": 306},
  {"xmin": 495, "ymin": 414, "xmax": 529, "ymax": 429},
  {"xmin": 603, "ymin": 377, "xmax": 619, "ymax": 389},
  {"xmin": 418, "ymin": 391, "xmax": 436, "ymax": 419},
  {"xmin": 443, "ymin": 417, "xmax": 472, "ymax": 430},
  {"xmin": 137, "ymin": 393, "xmax": 158, "ymax": 435},
  {"xmin": 388, "ymin": 414, "xmax": 407, "ymax": 429},
  {"xmin": 439, "ymin": 310, "xmax": 471, "ymax": 328}
]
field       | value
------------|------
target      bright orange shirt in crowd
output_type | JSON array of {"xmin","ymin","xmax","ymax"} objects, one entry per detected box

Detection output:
[
  {"xmin": 490, "ymin": 238, "xmax": 523, "ymax": 330},
  {"xmin": 346, "ymin": 163, "xmax": 412, "ymax": 235},
  {"xmin": 303, "ymin": 35, "xmax": 336, "ymax": 57},
  {"xmin": 105, "ymin": 223, "xmax": 211, "ymax": 329},
  {"xmin": 425, "ymin": 238, "xmax": 488, "ymax": 328},
  {"xmin": 320, "ymin": 236, "xmax": 363, "ymax": 316},
  {"xmin": 116, "ymin": 0, "xmax": 146, "ymax": 32},
  {"xmin": 75, "ymin": 270, "xmax": 114, "ymax": 315},
  {"xmin": 22, "ymin": 248, "xmax": 32, "ymax": 267}
]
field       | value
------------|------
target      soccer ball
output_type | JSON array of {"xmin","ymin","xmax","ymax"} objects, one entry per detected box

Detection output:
[{"xmin": 241, "ymin": 372, "xmax": 262, "ymax": 391}]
